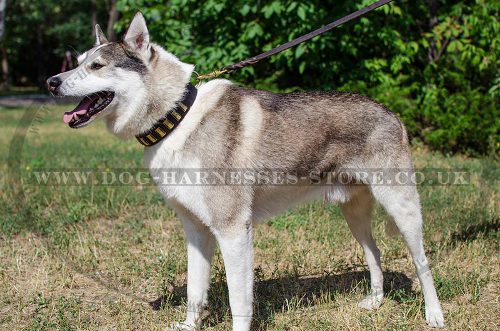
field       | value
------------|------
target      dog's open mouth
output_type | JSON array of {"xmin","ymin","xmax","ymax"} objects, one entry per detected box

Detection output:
[{"xmin": 63, "ymin": 91, "xmax": 115, "ymax": 128}]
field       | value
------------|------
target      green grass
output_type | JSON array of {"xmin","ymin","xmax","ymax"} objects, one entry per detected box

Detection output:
[{"xmin": 0, "ymin": 105, "xmax": 498, "ymax": 330}]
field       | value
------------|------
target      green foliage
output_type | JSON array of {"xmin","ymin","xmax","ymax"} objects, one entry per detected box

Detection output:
[
  {"xmin": 114, "ymin": 0, "xmax": 498, "ymax": 155},
  {"xmin": 4, "ymin": 0, "xmax": 110, "ymax": 85},
  {"xmin": 4, "ymin": 0, "xmax": 499, "ymax": 155}
]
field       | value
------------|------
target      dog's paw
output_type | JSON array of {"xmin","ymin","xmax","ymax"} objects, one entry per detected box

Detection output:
[
  {"xmin": 357, "ymin": 293, "xmax": 383, "ymax": 310},
  {"xmin": 165, "ymin": 321, "xmax": 196, "ymax": 331},
  {"xmin": 425, "ymin": 308, "xmax": 445, "ymax": 328}
]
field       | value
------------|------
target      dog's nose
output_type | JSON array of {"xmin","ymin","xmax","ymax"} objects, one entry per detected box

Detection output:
[{"xmin": 46, "ymin": 76, "xmax": 62, "ymax": 92}]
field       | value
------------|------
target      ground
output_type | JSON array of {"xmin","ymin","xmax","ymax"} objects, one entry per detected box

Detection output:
[{"xmin": 0, "ymin": 104, "xmax": 498, "ymax": 330}]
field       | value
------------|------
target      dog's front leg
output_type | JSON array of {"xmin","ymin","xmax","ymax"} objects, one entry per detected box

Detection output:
[
  {"xmin": 215, "ymin": 225, "xmax": 254, "ymax": 331},
  {"xmin": 175, "ymin": 216, "xmax": 216, "ymax": 330}
]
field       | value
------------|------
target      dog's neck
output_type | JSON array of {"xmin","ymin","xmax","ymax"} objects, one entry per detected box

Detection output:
[{"xmin": 105, "ymin": 43, "xmax": 194, "ymax": 139}]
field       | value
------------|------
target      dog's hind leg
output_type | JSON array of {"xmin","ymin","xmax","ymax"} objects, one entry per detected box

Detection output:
[
  {"xmin": 371, "ymin": 184, "xmax": 444, "ymax": 328},
  {"xmin": 340, "ymin": 185, "xmax": 384, "ymax": 310}
]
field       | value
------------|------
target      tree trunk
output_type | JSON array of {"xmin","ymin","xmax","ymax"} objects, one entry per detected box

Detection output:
[
  {"xmin": 0, "ymin": 0, "xmax": 5, "ymax": 40},
  {"xmin": 91, "ymin": 0, "xmax": 97, "ymax": 29},
  {"xmin": 1, "ymin": 46, "xmax": 9, "ymax": 90},
  {"xmin": 0, "ymin": 0, "xmax": 8, "ymax": 89},
  {"xmin": 36, "ymin": 28, "xmax": 45, "ymax": 87},
  {"xmin": 427, "ymin": 0, "xmax": 438, "ymax": 62},
  {"xmin": 107, "ymin": 0, "xmax": 118, "ymax": 41}
]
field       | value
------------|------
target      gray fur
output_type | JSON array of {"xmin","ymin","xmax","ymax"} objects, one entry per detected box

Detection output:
[
  {"xmin": 177, "ymin": 85, "xmax": 410, "ymax": 229},
  {"xmin": 188, "ymin": 88, "xmax": 405, "ymax": 169},
  {"xmin": 100, "ymin": 43, "xmax": 148, "ymax": 75},
  {"xmin": 46, "ymin": 12, "xmax": 445, "ymax": 330}
]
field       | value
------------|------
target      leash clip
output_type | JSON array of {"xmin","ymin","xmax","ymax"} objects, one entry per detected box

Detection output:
[{"xmin": 194, "ymin": 68, "xmax": 229, "ymax": 81}]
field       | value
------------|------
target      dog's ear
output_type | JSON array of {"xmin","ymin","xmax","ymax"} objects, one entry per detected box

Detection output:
[
  {"xmin": 123, "ymin": 12, "xmax": 149, "ymax": 52},
  {"xmin": 95, "ymin": 24, "xmax": 109, "ymax": 46}
]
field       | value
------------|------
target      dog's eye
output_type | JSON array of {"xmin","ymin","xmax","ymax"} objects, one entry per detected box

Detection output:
[{"xmin": 90, "ymin": 62, "xmax": 105, "ymax": 70}]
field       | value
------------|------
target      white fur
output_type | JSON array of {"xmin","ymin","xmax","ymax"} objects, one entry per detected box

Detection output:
[
  {"xmin": 144, "ymin": 79, "xmax": 233, "ymax": 227},
  {"xmin": 371, "ymin": 185, "xmax": 444, "ymax": 327},
  {"xmin": 340, "ymin": 186, "xmax": 384, "ymax": 310},
  {"xmin": 150, "ymin": 79, "xmax": 232, "ymax": 152},
  {"xmin": 77, "ymin": 52, "xmax": 87, "ymax": 64},
  {"xmin": 237, "ymin": 97, "xmax": 264, "ymax": 162},
  {"xmin": 105, "ymin": 46, "xmax": 194, "ymax": 138},
  {"xmin": 176, "ymin": 207, "xmax": 215, "ymax": 329},
  {"xmin": 213, "ymin": 228, "xmax": 253, "ymax": 331},
  {"xmin": 76, "ymin": 45, "xmax": 106, "ymax": 65},
  {"xmin": 153, "ymin": 96, "xmax": 443, "ymax": 330},
  {"xmin": 105, "ymin": 68, "xmax": 148, "ymax": 136},
  {"xmin": 50, "ymin": 14, "xmax": 444, "ymax": 330}
]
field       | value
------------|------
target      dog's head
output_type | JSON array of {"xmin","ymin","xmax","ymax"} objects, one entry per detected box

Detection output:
[{"xmin": 46, "ymin": 12, "xmax": 193, "ymax": 137}]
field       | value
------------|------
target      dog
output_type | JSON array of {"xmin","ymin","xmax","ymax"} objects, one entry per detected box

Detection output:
[{"xmin": 46, "ymin": 12, "xmax": 445, "ymax": 330}]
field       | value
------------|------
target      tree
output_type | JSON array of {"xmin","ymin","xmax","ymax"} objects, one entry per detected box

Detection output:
[
  {"xmin": 1, "ymin": 0, "xmax": 497, "ymax": 154},
  {"xmin": 106, "ymin": 0, "xmax": 119, "ymax": 41},
  {"xmin": 3, "ymin": 0, "xmax": 111, "ymax": 87},
  {"xmin": 0, "ymin": 0, "xmax": 5, "ymax": 39},
  {"xmin": 0, "ymin": 0, "xmax": 8, "ymax": 89},
  {"xmin": 114, "ymin": 0, "xmax": 498, "ymax": 154}
]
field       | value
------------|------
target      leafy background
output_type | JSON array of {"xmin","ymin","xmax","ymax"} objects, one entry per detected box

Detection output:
[{"xmin": 2, "ymin": 0, "xmax": 499, "ymax": 155}]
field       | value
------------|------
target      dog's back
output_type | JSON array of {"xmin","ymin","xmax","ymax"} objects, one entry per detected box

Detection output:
[{"xmin": 182, "ymin": 84, "xmax": 410, "ymax": 173}]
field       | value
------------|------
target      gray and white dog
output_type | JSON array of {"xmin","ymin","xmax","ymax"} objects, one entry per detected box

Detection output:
[{"xmin": 47, "ymin": 13, "xmax": 444, "ymax": 330}]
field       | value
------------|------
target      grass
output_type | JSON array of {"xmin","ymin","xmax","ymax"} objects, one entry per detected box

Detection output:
[
  {"xmin": 0, "ymin": 86, "xmax": 43, "ymax": 97},
  {"xmin": 0, "ymin": 104, "xmax": 499, "ymax": 330}
]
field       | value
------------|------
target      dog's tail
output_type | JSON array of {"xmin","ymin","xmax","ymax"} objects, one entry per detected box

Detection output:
[{"xmin": 385, "ymin": 216, "xmax": 400, "ymax": 237}]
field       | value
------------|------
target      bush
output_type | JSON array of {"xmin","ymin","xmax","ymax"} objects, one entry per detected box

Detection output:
[
  {"xmin": 5, "ymin": 0, "xmax": 498, "ymax": 155},
  {"xmin": 115, "ymin": 0, "xmax": 498, "ymax": 155}
]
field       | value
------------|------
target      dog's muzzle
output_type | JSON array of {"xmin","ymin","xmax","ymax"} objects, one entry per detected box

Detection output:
[{"xmin": 46, "ymin": 76, "xmax": 62, "ymax": 95}]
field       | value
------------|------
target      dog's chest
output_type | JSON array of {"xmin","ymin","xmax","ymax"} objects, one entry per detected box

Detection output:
[
  {"xmin": 144, "ymin": 141, "xmax": 198, "ymax": 193},
  {"xmin": 143, "ymin": 142, "xmax": 214, "ymax": 223}
]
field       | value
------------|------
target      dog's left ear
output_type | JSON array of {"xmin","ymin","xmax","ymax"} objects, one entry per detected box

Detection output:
[
  {"xmin": 124, "ymin": 12, "xmax": 149, "ymax": 52},
  {"xmin": 95, "ymin": 24, "xmax": 109, "ymax": 45}
]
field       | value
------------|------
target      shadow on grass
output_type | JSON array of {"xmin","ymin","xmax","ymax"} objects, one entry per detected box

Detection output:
[
  {"xmin": 150, "ymin": 270, "xmax": 413, "ymax": 330},
  {"xmin": 450, "ymin": 217, "xmax": 499, "ymax": 244}
]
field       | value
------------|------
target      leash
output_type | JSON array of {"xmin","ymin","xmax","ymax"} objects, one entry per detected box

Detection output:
[
  {"xmin": 137, "ymin": 0, "xmax": 394, "ymax": 146},
  {"xmin": 195, "ymin": 0, "xmax": 393, "ymax": 81}
]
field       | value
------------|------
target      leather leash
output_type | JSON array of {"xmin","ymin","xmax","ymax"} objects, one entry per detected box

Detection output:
[
  {"xmin": 195, "ymin": 0, "xmax": 394, "ymax": 81},
  {"xmin": 137, "ymin": 0, "xmax": 394, "ymax": 147}
]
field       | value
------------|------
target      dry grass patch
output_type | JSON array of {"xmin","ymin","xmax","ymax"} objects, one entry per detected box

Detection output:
[{"xmin": 0, "ymin": 105, "xmax": 498, "ymax": 330}]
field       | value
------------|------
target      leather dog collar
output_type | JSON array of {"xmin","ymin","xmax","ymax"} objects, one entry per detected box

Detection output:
[{"xmin": 135, "ymin": 83, "xmax": 197, "ymax": 147}]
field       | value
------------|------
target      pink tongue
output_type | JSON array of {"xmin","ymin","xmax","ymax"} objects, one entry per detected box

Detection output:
[{"xmin": 63, "ymin": 97, "xmax": 94, "ymax": 124}]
